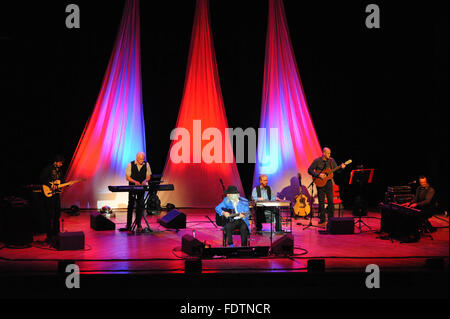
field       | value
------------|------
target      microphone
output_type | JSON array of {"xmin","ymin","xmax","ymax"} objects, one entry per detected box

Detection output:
[{"xmin": 407, "ymin": 180, "xmax": 417, "ymax": 184}]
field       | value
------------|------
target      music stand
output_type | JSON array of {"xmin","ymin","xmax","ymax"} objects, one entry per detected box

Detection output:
[{"xmin": 349, "ymin": 168, "xmax": 374, "ymax": 233}]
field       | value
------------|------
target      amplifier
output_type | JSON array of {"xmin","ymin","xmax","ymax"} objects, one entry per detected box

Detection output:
[
  {"xmin": 54, "ymin": 231, "xmax": 85, "ymax": 250},
  {"xmin": 387, "ymin": 186, "xmax": 412, "ymax": 193}
]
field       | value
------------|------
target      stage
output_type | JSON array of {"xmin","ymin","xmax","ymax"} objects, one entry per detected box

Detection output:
[{"xmin": 0, "ymin": 208, "xmax": 448, "ymax": 301}]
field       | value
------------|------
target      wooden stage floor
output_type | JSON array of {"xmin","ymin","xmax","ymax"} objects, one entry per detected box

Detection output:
[{"xmin": 0, "ymin": 208, "xmax": 448, "ymax": 300}]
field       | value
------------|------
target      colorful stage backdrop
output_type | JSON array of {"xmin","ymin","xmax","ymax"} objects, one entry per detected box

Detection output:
[
  {"xmin": 253, "ymin": 0, "xmax": 322, "ymax": 200},
  {"xmin": 159, "ymin": 0, "xmax": 244, "ymax": 208},
  {"xmin": 62, "ymin": 0, "xmax": 146, "ymax": 209}
]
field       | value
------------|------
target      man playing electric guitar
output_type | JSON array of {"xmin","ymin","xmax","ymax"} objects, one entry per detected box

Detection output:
[
  {"xmin": 308, "ymin": 147, "xmax": 347, "ymax": 225},
  {"xmin": 215, "ymin": 186, "xmax": 250, "ymax": 247},
  {"xmin": 39, "ymin": 154, "xmax": 66, "ymax": 245}
]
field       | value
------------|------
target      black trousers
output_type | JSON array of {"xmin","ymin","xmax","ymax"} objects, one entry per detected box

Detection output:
[
  {"xmin": 127, "ymin": 191, "xmax": 145, "ymax": 229},
  {"xmin": 224, "ymin": 219, "xmax": 249, "ymax": 246},
  {"xmin": 317, "ymin": 181, "xmax": 334, "ymax": 221},
  {"xmin": 255, "ymin": 207, "xmax": 281, "ymax": 231},
  {"xmin": 44, "ymin": 194, "xmax": 61, "ymax": 239}
]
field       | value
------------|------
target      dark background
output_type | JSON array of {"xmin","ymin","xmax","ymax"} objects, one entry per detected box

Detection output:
[{"xmin": 0, "ymin": 0, "xmax": 448, "ymax": 209}]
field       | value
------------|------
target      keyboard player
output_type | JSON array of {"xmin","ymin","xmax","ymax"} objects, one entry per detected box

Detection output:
[
  {"xmin": 401, "ymin": 175, "xmax": 437, "ymax": 233},
  {"xmin": 121, "ymin": 152, "xmax": 152, "ymax": 233},
  {"xmin": 251, "ymin": 174, "xmax": 282, "ymax": 232}
]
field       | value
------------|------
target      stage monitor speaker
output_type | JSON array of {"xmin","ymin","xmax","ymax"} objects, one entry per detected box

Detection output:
[
  {"xmin": 182, "ymin": 234, "xmax": 204, "ymax": 256},
  {"xmin": 158, "ymin": 209, "xmax": 186, "ymax": 229},
  {"xmin": 54, "ymin": 231, "xmax": 85, "ymax": 250},
  {"xmin": 90, "ymin": 212, "xmax": 115, "ymax": 231},
  {"xmin": 271, "ymin": 234, "xmax": 294, "ymax": 255},
  {"xmin": 327, "ymin": 217, "xmax": 354, "ymax": 234}
]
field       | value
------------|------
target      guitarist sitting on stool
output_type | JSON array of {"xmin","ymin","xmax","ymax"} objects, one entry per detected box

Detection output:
[
  {"xmin": 251, "ymin": 175, "xmax": 282, "ymax": 232},
  {"xmin": 215, "ymin": 186, "xmax": 250, "ymax": 247},
  {"xmin": 308, "ymin": 147, "xmax": 346, "ymax": 225}
]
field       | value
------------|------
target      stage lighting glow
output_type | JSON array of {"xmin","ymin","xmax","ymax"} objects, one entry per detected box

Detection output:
[
  {"xmin": 159, "ymin": 0, "xmax": 244, "ymax": 208},
  {"xmin": 253, "ymin": 0, "xmax": 322, "ymax": 197},
  {"xmin": 62, "ymin": 0, "xmax": 145, "ymax": 209}
]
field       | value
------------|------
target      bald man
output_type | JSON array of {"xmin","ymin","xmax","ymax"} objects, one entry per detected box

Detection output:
[
  {"xmin": 122, "ymin": 152, "xmax": 152, "ymax": 232},
  {"xmin": 308, "ymin": 147, "xmax": 345, "ymax": 224}
]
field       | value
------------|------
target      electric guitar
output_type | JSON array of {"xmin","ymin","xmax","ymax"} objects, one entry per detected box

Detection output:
[
  {"xmin": 42, "ymin": 178, "xmax": 86, "ymax": 197},
  {"xmin": 293, "ymin": 173, "xmax": 311, "ymax": 217},
  {"xmin": 222, "ymin": 208, "xmax": 251, "ymax": 223},
  {"xmin": 314, "ymin": 159, "xmax": 352, "ymax": 188}
]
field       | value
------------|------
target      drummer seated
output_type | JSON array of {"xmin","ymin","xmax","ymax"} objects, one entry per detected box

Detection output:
[{"xmin": 252, "ymin": 174, "xmax": 282, "ymax": 232}]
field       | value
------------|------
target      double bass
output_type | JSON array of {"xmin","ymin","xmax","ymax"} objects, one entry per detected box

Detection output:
[{"xmin": 293, "ymin": 173, "xmax": 311, "ymax": 217}]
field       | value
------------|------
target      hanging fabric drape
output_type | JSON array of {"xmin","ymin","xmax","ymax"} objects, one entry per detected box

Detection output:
[
  {"xmin": 159, "ymin": 0, "xmax": 244, "ymax": 208},
  {"xmin": 62, "ymin": 0, "xmax": 146, "ymax": 209},
  {"xmin": 253, "ymin": 0, "xmax": 322, "ymax": 199}
]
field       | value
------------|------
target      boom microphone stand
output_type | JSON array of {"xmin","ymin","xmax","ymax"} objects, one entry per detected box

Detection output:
[{"xmin": 302, "ymin": 168, "xmax": 326, "ymax": 230}]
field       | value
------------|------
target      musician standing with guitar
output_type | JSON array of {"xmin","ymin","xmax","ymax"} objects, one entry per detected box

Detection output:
[
  {"xmin": 215, "ymin": 186, "xmax": 250, "ymax": 247},
  {"xmin": 122, "ymin": 152, "xmax": 152, "ymax": 233},
  {"xmin": 39, "ymin": 155, "xmax": 65, "ymax": 244},
  {"xmin": 308, "ymin": 148, "xmax": 346, "ymax": 225}
]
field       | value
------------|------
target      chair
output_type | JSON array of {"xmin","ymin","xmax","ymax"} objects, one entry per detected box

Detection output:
[
  {"xmin": 222, "ymin": 228, "xmax": 250, "ymax": 247},
  {"xmin": 325, "ymin": 184, "xmax": 343, "ymax": 217}
]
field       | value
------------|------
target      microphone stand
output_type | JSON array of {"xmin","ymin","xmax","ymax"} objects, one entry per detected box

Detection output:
[{"xmin": 302, "ymin": 167, "xmax": 326, "ymax": 230}]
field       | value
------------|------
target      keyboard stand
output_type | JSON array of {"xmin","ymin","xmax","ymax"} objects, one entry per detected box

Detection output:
[{"xmin": 131, "ymin": 210, "xmax": 153, "ymax": 233}]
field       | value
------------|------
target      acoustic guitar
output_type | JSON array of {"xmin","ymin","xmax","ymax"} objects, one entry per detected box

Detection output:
[
  {"xmin": 293, "ymin": 173, "xmax": 311, "ymax": 217},
  {"xmin": 314, "ymin": 159, "xmax": 352, "ymax": 188},
  {"xmin": 42, "ymin": 178, "xmax": 86, "ymax": 197}
]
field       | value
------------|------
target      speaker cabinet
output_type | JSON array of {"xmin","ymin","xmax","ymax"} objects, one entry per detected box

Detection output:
[
  {"xmin": 158, "ymin": 209, "xmax": 186, "ymax": 229},
  {"xmin": 0, "ymin": 205, "xmax": 33, "ymax": 246},
  {"xmin": 182, "ymin": 234, "xmax": 204, "ymax": 256},
  {"xmin": 90, "ymin": 212, "xmax": 115, "ymax": 231},
  {"xmin": 271, "ymin": 234, "xmax": 294, "ymax": 255},
  {"xmin": 54, "ymin": 231, "xmax": 85, "ymax": 250},
  {"xmin": 326, "ymin": 217, "xmax": 354, "ymax": 234}
]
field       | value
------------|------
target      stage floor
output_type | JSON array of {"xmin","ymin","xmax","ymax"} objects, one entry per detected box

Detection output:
[{"xmin": 0, "ymin": 208, "xmax": 448, "ymax": 299}]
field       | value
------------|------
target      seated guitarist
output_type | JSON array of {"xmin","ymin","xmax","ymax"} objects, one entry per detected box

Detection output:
[
  {"xmin": 251, "ymin": 174, "xmax": 281, "ymax": 232},
  {"xmin": 215, "ymin": 186, "xmax": 250, "ymax": 247},
  {"xmin": 308, "ymin": 147, "xmax": 346, "ymax": 225}
]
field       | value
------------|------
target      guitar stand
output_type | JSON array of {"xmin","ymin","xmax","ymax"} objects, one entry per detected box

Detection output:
[{"xmin": 131, "ymin": 211, "xmax": 153, "ymax": 233}]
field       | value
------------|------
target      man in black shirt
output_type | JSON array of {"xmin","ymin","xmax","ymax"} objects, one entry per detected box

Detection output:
[
  {"xmin": 308, "ymin": 148, "xmax": 346, "ymax": 224},
  {"xmin": 39, "ymin": 155, "xmax": 65, "ymax": 244},
  {"xmin": 403, "ymin": 175, "xmax": 437, "ymax": 232}
]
